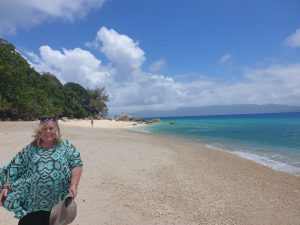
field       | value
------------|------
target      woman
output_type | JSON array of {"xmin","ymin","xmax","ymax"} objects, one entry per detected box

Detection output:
[{"xmin": 0, "ymin": 117, "xmax": 83, "ymax": 225}]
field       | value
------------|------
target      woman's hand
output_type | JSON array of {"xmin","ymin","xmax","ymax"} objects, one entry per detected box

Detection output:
[
  {"xmin": 69, "ymin": 166, "xmax": 82, "ymax": 198},
  {"xmin": 0, "ymin": 189, "xmax": 8, "ymax": 207},
  {"xmin": 69, "ymin": 185, "xmax": 78, "ymax": 198}
]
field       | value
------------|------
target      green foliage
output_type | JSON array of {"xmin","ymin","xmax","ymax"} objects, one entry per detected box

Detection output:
[
  {"xmin": 39, "ymin": 73, "xmax": 65, "ymax": 116},
  {"xmin": 63, "ymin": 82, "xmax": 89, "ymax": 118},
  {"xmin": 85, "ymin": 87, "xmax": 109, "ymax": 117},
  {"xmin": 0, "ymin": 95, "xmax": 11, "ymax": 111},
  {"xmin": 0, "ymin": 39, "xmax": 109, "ymax": 120}
]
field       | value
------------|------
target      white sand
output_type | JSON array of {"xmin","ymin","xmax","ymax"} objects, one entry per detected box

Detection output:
[
  {"xmin": 0, "ymin": 121, "xmax": 300, "ymax": 225},
  {"xmin": 62, "ymin": 119, "xmax": 138, "ymax": 129}
]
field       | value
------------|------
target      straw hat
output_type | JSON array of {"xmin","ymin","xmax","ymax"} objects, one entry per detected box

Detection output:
[{"xmin": 49, "ymin": 195, "xmax": 77, "ymax": 225}]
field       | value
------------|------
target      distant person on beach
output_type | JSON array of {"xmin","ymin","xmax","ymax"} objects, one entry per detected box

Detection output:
[
  {"xmin": 0, "ymin": 117, "xmax": 83, "ymax": 225},
  {"xmin": 90, "ymin": 117, "xmax": 94, "ymax": 128}
]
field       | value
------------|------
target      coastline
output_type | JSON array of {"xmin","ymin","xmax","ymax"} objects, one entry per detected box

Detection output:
[
  {"xmin": 1, "ymin": 121, "xmax": 300, "ymax": 224},
  {"xmin": 131, "ymin": 126, "xmax": 300, "ymax": 177},
  {"xmin": 130, "ymin": 119, "xmax": 300, "ymax": 177}
]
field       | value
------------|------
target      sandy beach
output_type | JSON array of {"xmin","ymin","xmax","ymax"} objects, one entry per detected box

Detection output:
[{"xmin": 0, "ymin": 120, "xmax": 300, "ymax": 225}]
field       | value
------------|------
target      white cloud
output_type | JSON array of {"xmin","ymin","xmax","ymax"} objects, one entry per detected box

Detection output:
[
  {"xmin": 0, "ymin": 0, "xmax": 107, "ymax": 35},
  {"xmin": 26, "ymin": 28, "xmax": 300, "ymax": 115},
  {"xmin": 91, "ymin": 27, "xmax": 145, "ymax": 73},
  {"xmin": 149, "ymin": 58, "xmax": 167, "ymax": 73},
  {"xmin": 27, "ymin": 46, "xmax": 113, "ymax": 87},
  {"xmin": 180, "ymin": 64, "xmax": 300, "ymax": 107},
  {"xmin": 24, "ymin": 51, "xmax": 41, "ymax": 64},
  {"xmin": 220, "ymin": 53, "xmax": 232, "ymax": 65},
  {"xmin": 284, "ymin": 28, "xmax": 300, "ymax": 48}
]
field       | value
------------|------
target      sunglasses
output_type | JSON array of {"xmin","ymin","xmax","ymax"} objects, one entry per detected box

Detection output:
[{"xmin": 40, "ymin": 116, "xmax": 57, "ymax": 124}]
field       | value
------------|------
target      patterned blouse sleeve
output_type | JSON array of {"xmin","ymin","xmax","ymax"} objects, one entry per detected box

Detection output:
[
  {"xmin": 63, "ymin": 140, "xmax": 83, "ymax": 170},
  {"xmin": 0, "ymin": 145, "xmax": 30, "ymax": 186}
]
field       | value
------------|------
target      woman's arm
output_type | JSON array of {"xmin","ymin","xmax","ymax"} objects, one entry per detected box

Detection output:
[
  {"xmin": 64, "ymin": 140, "xmax": 83, "ymax": 198},
  {"xmin": 0, "ymin": 146, "xmax": 29, "ymax": 184},
  {"xmin": 0, "ymin": 146, "xmax": 30, "ymax": 206},
  {"xmin": 0, "ymin": 183, "xmax": 11, "ymax": 207},
  {"xmin": 69, "ymin": 166, "xmax": 83, "ymax": 198}
]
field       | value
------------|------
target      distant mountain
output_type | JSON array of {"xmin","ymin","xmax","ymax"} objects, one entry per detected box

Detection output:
[{"xmin": 132, "ymin": 104, "xmax": 300, "ymax": 118}]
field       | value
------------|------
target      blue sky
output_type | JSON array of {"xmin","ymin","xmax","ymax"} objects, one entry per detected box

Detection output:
[{"xmin": 1, "ymin": 0, "xmax": 300, "ymax": 115}]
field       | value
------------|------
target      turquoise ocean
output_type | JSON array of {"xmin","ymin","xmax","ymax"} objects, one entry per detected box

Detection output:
[{"xmin": 132, "ymin": 112, "xmax": 300, "ymax": 176}]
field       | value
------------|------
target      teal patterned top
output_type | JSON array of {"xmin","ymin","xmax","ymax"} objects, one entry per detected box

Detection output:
[{"xmin": 0, "ymin": 140, "xmax": 83, "ymax": 219}]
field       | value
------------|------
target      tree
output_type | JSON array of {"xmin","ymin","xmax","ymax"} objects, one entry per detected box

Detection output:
[
  {"xmin": 0, "ymin": 39, "xmax": 110, "ymax": 120},
  {"xmin": 39, "ymin": 73, "xmax": 65, "ymax": 116},
  {"xmin": 63, "ymin": 82, "xmax": 89, "ymax": 118},
  {"xmin": 0, "ymin": 38, "xmax": 47, "ymax": 120},
  {"xmin": 85, "ymin": 87, "xmax": 109, "ymax": 117}
]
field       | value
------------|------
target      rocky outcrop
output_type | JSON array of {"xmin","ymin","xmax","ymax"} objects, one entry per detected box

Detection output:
[
  {"xmin": 145, "ymin": 118, "xmax": 161, "ymax": 125},
  {"xmin": 115, "ymin": 114, "xmax": 160, "ymax": 125}
]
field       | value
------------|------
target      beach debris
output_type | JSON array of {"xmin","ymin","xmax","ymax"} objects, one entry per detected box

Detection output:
[{"xmin": 61, "ymin": 117, "xmax": 68, "ymax": 122}]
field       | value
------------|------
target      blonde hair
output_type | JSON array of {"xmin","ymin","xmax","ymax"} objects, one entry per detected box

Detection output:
[{"xmin": 32, "ymin": 121, "xmax": 62, "ymax": 147}]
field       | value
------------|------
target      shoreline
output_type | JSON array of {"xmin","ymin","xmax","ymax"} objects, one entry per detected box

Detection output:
[
  {"xmin": 128, "ymin": 125, "xmax": 300, "ymax": 177},
  {"xmin": 128, "ymin": 126, "xmax": 300, "ymax": 180},
  {"xmin": 1, "ymin": 121, "xmax": 300, "ymax": 224}
]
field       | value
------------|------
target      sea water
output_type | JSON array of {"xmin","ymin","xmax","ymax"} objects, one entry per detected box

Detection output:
[{"xmin": 132, "ymin": 112, "xmax": 300, "ymax": 176}]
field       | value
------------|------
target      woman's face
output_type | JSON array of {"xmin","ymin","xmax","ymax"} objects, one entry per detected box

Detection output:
[{"xmin": 40, "ymin": 121, "xmax": 57, "ymax": 146}]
